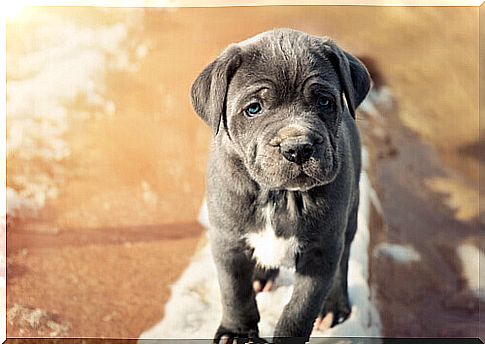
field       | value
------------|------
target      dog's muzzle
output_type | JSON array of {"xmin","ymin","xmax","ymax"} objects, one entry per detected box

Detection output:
[{"xmin": 279, "ymin": 138, "xmax": 315, "ymax": 165}]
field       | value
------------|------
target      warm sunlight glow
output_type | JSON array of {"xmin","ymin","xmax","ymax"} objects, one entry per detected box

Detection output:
[
  {"xmin": 5, "ymin": 1, "xmax": 28, "ymax": 21},
  {"xmin": 1, "ymin": 0, "xmax": 483, "ymax": 13}
]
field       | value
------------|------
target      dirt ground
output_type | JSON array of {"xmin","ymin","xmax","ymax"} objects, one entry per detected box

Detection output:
[{"xmin": 6, "ymin": 5, "xmax": 481, "ymax": 339}]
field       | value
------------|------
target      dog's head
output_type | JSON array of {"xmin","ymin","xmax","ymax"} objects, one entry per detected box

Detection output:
[{"xmin": 191, "ymin": 29, "xmax": 370, "ymax": 191}]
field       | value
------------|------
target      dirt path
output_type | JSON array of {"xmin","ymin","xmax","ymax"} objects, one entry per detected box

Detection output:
[
  {"xmin": 7, "ymin": 222, "xmax": 203, "ymax": 338},
  {"xmin": 362, "ymin": 100, "xmax": 481, "ymax": 338}
]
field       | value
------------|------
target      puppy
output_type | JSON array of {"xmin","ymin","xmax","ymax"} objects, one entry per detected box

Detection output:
[{"xmin": 190, "ymin": 29, "xmax": 370, "ymax": 344}]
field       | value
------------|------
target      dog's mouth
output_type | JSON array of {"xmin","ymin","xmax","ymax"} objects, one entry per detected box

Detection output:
[
  {"xmin": 280, "ymin": 172, "xmax": 315, "ymax": 191},
  {"xmin": 278, "ymin": 167, "xmax": 326, "ymax": 191}
]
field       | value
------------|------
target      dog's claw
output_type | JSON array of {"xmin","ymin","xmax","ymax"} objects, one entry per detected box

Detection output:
[
  {"xmin": 253, "ymin": 266, "xmax": 279, "ymax": 293},
  {"xmin": 314, "ymin": 312, "xmax": 334, "ymax": 331},
  {"xmin": 262, "ymin": 280, "xmax": 274, "ymax": 292},
  {"xmin": 214, "ymin": 325, "xmax": 267, "ymax": 344},
  {"xmin": 253, "ymin": 280, "xmax": 262, "ymax": 293},
  {"xmin": 315, "ymin": 299, "xmax": 351, "ymax": 331},
  {"xmin": 218, "ymin": 335, "xmax": 231, "ymax": 344}
]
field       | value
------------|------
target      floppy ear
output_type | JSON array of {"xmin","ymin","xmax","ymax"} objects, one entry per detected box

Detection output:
[
  {"xmin": 324, "ymin": 42, "xmax": 371, "ymax": 118},
  {"xmin": 190, "ymin": 45, "xmax": 242, "ymax": 135}
]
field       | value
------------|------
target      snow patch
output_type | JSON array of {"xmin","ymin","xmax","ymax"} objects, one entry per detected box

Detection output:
[
  {"xmin": 197, "ymin": 199, "xmax": 210, "ymax": 229},
  {"xmin": 139, "ymin": 166, "xmax": 382, "ymax": 340},
  {"xmin": 7, "ymin": 304, "xmax": 70, "ymax": 337},
  {"xmin": 457, "ymin": 243, "xmax": 485, "ymax": 301},
  {"xmin": 359, "ymin": 86, "xmax": 394, "ymax": 119},
  {"xmin": 7, "ymin": 13, "xmax": 130, "ymax": 219},
  {"xmin": 373, "ymin": 243, "xmax": 421, "ymax": 264}
]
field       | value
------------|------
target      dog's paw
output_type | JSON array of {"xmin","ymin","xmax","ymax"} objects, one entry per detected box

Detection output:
[
  {"xmin": 252, "ymin": 266, "xmax": 279, "ymax": 293},
  {"xmin": 214, "ymin": 325, "xmax": 267, "ymax": 344},
  {"xmin": 314, "ymin": 290, "xmax": 351, "ymax": 330}
]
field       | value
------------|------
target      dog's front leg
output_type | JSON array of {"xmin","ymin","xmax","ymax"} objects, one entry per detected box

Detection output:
[
  {"xmin": 211, "ymin": 233, "xmax": 262, "ymax": 343},
  {"xmin": 273, "ymin": 245, "xmax": 343, "ymax": 344}
]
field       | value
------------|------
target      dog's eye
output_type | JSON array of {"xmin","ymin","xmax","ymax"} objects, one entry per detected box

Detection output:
[
  {"xmin": 244, "ymin": 102, "xmax": 263, "ymax": 117},
  {"xmin": 317, "ymin": 96, "xmax": 335, "ymax": 111}
]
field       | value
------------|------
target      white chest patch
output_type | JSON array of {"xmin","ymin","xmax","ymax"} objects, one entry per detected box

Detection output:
[{"xmin": 245, "ymin": 205, "xmax": 301, "ymax": 269}]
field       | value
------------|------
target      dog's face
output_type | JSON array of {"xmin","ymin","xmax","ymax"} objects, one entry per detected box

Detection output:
[{"xmin": 191, "ymin": 29, "xmax": 370, "ymax": 191}]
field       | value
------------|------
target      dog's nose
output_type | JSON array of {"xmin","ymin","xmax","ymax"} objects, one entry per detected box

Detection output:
[{"xmin": 280, "ymin": 141, "xmax": 314, "ymax": 164}]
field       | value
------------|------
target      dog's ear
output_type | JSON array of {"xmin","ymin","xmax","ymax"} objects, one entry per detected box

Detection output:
[
  {"xmin": 324, "ymin": 42, "xmax": 371, "ymax": 118},
  {"xmin": 190, "ymin": 45, "xmax": 242, "ymax": 135}
]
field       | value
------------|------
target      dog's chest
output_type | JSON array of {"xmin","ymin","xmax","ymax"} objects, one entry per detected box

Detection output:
[{"xmin": 245, "ymin": 203, "xmax": 301, "ymax": 269}]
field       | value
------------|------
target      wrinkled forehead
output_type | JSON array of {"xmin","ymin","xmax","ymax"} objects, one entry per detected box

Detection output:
[{"xmin": 232, "ymin": 35, "xmax": 340, "ymax": 92}]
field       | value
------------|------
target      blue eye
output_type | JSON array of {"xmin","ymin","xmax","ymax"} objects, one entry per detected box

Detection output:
[
  {"xmin": 244, "ymin": 102, "xmax": 263, "ymax": 117},
  {"xmin": 318, "ymin": 96, "xmax": 334, "ymax": 110}
]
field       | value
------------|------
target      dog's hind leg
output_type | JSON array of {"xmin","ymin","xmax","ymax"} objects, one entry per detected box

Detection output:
[
  {"xmin": 314, "ymin": 202, "xmax": 358, "ymax": 330},
  {"xmin": 253, "ymin": 265, "xmax": 280, "ymax": 293}
]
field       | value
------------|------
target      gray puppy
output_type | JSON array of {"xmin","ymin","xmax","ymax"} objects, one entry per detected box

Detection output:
[{"xmin": 190, "ymin": 29, "xmax": 370, "ymax": 344}]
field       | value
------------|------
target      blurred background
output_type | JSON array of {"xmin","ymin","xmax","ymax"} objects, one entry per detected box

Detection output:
[{"xmin": 5, "ymin": 4, "xmax": 482, "ymax": 339}]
